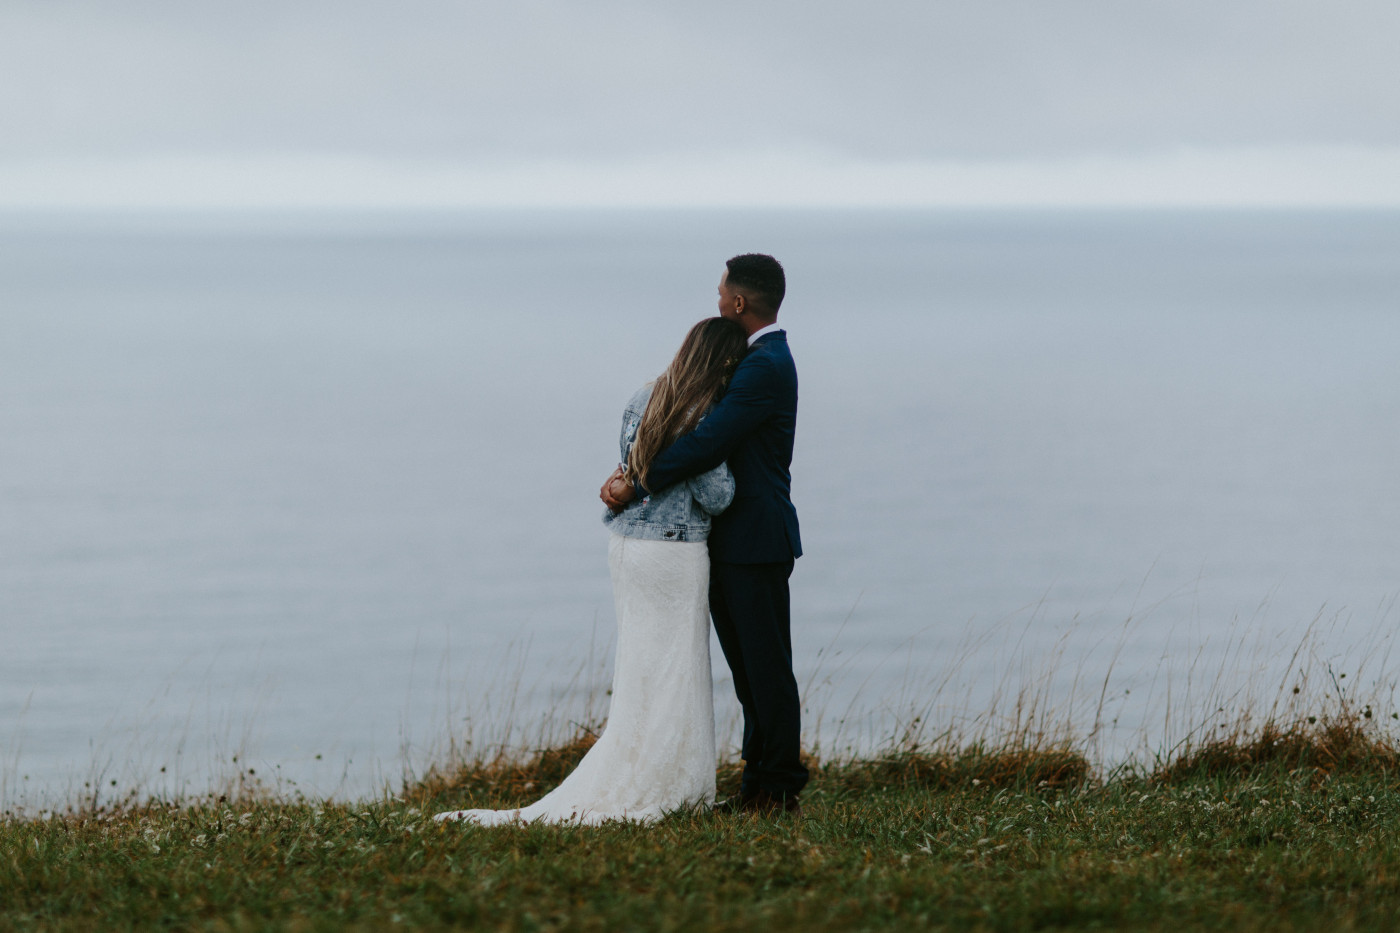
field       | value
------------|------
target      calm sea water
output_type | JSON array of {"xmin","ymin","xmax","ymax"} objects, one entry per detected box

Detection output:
[{"xmin": 2, "ymin": 209, "xmax": 1398, "ymax": 807}]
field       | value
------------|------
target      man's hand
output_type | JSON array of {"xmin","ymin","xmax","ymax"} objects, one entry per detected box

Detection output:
[{"xmin": 600, "ymin": 466, "xmax": 637, "ymax": 512}]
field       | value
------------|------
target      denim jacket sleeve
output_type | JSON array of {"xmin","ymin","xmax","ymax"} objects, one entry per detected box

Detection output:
[
  {"xmin": 686, "ymin": 463, "xmax": 734, "ymax": 516},
  {"xmin": 619, "ymin": 384, "xmax": 651, "ymax": 463},
  {"xmin": 604, "ymin": 383, "xmax": 731, "ymax": 541}
]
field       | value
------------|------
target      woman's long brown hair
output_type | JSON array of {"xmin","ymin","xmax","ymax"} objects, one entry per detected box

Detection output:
[{"xmin": 626, "ymin": 317, "xmax": 748, "ymax": 492}]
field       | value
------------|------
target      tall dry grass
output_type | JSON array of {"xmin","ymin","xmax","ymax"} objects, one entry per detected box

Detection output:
[{"xmin": 6, "ymin": 599, "xmax": 1398, "ymax": 819}]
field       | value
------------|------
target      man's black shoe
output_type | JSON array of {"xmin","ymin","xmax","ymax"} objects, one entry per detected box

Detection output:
[
  {"xmin": 714, "ymin": 789, "xmax": 801, "ymax": 817},
  {"xmin": 745, "ymin": 789, "xmax": 802, "ymax": 817},
  {"xmin": 711, "ymin": 791, "xmax": 758, "ymax": 816}
]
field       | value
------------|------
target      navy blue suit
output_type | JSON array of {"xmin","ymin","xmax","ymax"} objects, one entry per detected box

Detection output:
[{"xmin": 642, "ymin": 330, "xmax": 808, "ymax": 798}]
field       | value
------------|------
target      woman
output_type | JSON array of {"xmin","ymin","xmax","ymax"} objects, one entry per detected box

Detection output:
[{"xmin": 434, "ymin": 316, "xmax": 748, "ymax": 825}]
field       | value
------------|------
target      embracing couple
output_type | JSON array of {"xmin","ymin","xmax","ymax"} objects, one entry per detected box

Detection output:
[{"xmin": 435, "ymin": 253, "xmax": 806, "ymax": 825}]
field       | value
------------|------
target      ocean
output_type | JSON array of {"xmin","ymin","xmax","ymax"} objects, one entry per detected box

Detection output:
[{"xmin": 2, "ymin": 209, "xmax": 1398, "ymax": 808}]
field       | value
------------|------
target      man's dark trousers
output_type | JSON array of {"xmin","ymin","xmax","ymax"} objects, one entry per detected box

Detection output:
[{"xmin": 709, "ymin": 558, "xmax": 805, "ymax": 797}]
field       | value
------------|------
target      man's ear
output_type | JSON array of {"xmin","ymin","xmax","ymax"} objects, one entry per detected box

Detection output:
[{"xmin": 733, "ymin": 291, "xmax": 747, "ymax": 315}]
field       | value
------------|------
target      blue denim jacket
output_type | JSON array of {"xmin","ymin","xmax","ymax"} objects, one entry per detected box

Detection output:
[{"xmin": 603, "ymin": 384, "xmax": 734, "ymax": 542}]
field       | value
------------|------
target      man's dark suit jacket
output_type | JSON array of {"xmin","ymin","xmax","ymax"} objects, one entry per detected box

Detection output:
[{"xmin": 640, "ymin": 330, "xmax": 801, "ymax": 565}]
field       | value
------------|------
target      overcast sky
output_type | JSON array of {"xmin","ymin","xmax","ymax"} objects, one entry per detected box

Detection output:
[{"xmin": 3, "ymin": 1, "xmax": 1399, "ymax": 207}]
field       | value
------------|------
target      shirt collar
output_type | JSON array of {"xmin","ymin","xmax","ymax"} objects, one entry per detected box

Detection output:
[{"xmin": 747, "ymin": 322, "xmax": 783, "ymax": 346}]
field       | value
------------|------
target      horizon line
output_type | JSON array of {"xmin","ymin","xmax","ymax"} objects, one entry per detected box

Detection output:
[{"xmin": 3, "ymin": 146, "xmax": 1400, "ymax": 211}]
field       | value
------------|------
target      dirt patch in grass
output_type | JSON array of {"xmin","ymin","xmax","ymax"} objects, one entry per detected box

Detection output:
[
  {"xmin": 1155, "ymin": 712, "xmax": 1400, "ymax": 784},
  {"xmin": 824, "ymin": 742, "xmax": 1090, "ymax": 793},
  {"xmin": 406, "ymin": 727, "xmax": 600, "ymax": 808}
]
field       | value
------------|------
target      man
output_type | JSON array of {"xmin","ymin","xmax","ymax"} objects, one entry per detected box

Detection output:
[{"xmin": 601, "ymin": 253, "xmax": 806, "ymax": 814}]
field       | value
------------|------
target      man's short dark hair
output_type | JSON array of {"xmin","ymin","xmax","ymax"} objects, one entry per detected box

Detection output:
[{"xmin": 726, "ymin": 253, "xmax": 785, "ymax": 317}]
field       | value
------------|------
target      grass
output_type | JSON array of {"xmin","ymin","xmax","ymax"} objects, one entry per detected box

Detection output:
[
  {"xmin": 4, "ymin": 709, "xmax": 1400, "ymax": 932},
  {"xmin": 5, "ymin": 610, "xmax": 1398, "ymax": 930}
]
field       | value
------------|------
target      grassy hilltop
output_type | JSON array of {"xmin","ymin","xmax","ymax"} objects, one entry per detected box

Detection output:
[{"xmin": 3, "ymin": 711, "xmax": 1400, "ymax": 932}]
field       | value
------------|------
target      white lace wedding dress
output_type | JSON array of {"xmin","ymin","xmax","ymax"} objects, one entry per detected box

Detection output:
[{"xmin": 433, "ymin": 533, "xmax": 716, "ymax": 825}]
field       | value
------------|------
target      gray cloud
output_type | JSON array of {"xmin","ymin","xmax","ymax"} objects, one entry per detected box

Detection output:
[{"xmin": 2, "ymin": 0, "xmax": 1397, "ymax": 161}]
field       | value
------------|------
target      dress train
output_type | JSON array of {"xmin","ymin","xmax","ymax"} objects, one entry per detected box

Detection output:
[{"xmin": 434, "ymin": 535, "xmax": 715, "ymax": 825}]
